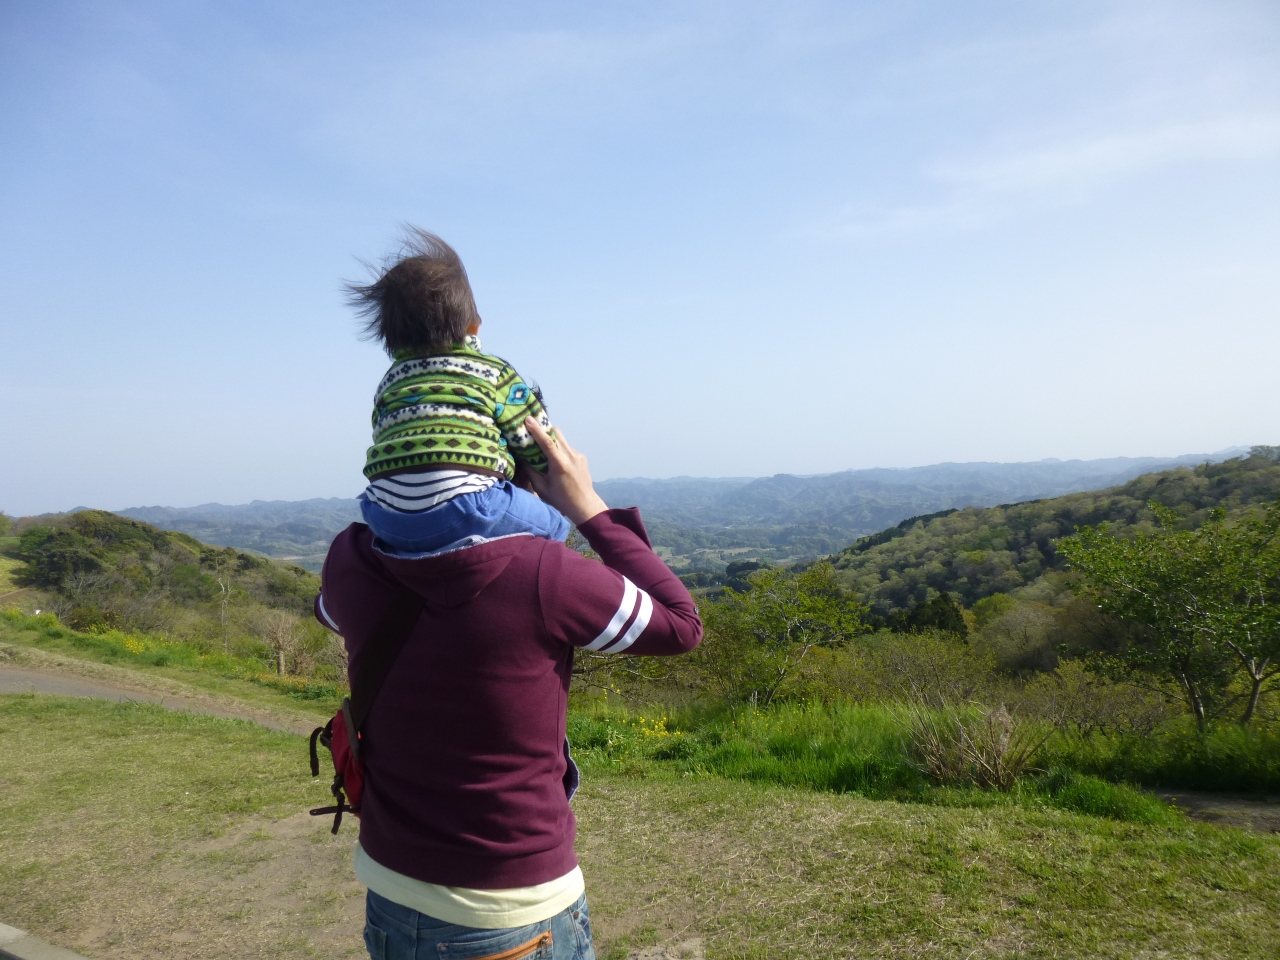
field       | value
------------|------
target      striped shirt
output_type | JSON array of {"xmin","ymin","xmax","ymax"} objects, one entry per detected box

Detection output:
[{"xmin": 364, "ymin": 469, "xmax": 498, "ymax": 514}]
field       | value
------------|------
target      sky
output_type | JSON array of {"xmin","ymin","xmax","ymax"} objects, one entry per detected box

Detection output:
[{"xmin": 1, "ymin": 0, "xmax": 1277, "ymax": 516}]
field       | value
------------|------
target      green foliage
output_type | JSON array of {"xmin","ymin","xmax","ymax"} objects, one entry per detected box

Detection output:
[
  {"xmin": 4, "ymin": 510, "xmax": 331, "ymax": 676},
  {"xmin": 972, "ymin": 592, "xmax": 1018, "ymax": 629},
  {"xmin": 566, "ymin": 699, "xmax": 1188, "ymax": 824},
  {"xmin": 1045, "ymin": 719, "xmax": 1280, "ymax": 792},
  {"xmin": 1060, "ymin": 500, "xmax": 1280, "ymax": 726},
  {"xmin": 722, "ymin": 559, "xmax": 770, "ymax": 593},
  {"xmin": 831, "ymin": 452, "xmax": 1280, "ymax": 617},
  {"xmin": 845, "ymin": 508, "xmax": 958, "ymax": 554},
  {"xmin": 1039, "ymin": 770, "xmax": 1182, "ymax": 826},
  {"xmin": 693, "ymin": 562, "xmax": 867, "ymax": 708},
  {"xmin": 568, "ymin": 701, "xmax": 927, "ymax": 797},
  {"xmin": 886, "ymin": 591, "xmax": 967, "ymax": 635},
  {"xmin": 14, "ymin": 526, "xmax": 105, "ymax": 586}
]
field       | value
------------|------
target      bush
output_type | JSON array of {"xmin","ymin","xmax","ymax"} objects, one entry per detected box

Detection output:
[
  {"xmin": 846, "ymin": 630, "xmax": 1001, "ymax": 707},
  {"xmin": 908, "ymin": 704, "xmax": 1051, "ymax": 791},
  {"xmin": 1015, "ymin": 660, "xmax": 1179, "ymax": 737}
]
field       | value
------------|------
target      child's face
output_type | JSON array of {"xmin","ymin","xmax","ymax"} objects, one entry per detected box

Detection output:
[{"xmin": 467, "ymin": 317, "xmax": 482, "ymax": 336}]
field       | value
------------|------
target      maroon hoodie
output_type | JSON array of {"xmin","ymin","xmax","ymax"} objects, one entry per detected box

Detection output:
[{"xmin": 315, "ymin": 507, "xmax": 702, "ymax": 889}]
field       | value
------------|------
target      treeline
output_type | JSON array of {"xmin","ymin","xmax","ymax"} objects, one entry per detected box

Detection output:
[{"xmin": 645, "ymin": 519, "xmax": 856, "ymax": 564}]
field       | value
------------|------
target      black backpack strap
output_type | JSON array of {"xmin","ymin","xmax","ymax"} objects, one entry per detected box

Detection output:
[{"xmin": 349, "ymin": 585, "xmax": 425, "ymax": 738}]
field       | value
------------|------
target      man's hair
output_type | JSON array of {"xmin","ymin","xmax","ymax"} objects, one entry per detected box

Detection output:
[{"xmin": 347, "ymin": 228, "xmax": 480, "ymax": 355}]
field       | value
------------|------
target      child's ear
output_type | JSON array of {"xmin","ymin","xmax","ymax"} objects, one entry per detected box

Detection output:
[{"xmin": 467, "ymin": 317, "xmax": 482, "ymax": 335}]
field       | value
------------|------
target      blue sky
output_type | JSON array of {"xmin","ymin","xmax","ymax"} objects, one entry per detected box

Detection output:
[{"xmin": 2, "ymin": 0, "xmax": 1277, "ymax": 516}]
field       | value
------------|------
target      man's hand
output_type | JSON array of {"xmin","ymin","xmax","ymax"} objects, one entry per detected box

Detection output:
[{"xmin": 520, "ymin": 418, "xmax": 609, "ymax": 527}]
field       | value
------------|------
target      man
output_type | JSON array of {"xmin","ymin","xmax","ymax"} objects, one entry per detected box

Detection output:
[{"xmin": 317, "ymin": 419, "xmax": 703, "ymax": 959}]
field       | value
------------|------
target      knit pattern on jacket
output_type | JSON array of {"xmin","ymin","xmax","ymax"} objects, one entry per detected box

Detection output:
[{"xmin": 365, "ymin": 337, "xmax": 552, "ymax": 480}]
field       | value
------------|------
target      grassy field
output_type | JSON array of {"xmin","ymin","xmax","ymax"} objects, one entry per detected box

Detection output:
[{"xmin": 3, "ymin": 693, "xmax": 1280, "ymax": 959}]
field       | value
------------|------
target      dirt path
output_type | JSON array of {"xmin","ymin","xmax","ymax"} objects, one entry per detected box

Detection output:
[
  {"xmin": 1151, "ymin": 789, "xmax": 1280, "ymax": 833},
  {"xmin": 0, "ymin": 644, "xmax": 320, "ymax": 735},
  {"xmin": 0, "ymin": 665, "xmax": 309, "ymax": 734}
]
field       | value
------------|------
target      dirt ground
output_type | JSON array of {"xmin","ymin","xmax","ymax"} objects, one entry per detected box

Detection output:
[
  {"xmin": 1150, "ymin": 788, "xmax": 1280, "ymax": 833},
  {"xmin": 0, "ymin": 642, "xmax": 320, "ymax": 734}
]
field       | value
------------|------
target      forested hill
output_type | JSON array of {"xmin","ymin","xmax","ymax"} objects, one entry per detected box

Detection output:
[
  {"xmin": 598, "ymin": 451, "xmax": 1237, "ymax": 549},
  {"xmin": 114, "ymin": 449, "xmax": 1240, "ymax": 570},
  {"xmin": 0, "ymin": 509, "xmax": 336, "ymax": 673},
  {"xmin": 118, "ymin": 498, "xmax": 360, "ymax": 572},
  {"xmin": 831, "ymin": 448, "xmax": 1280, "ymax": 618}
]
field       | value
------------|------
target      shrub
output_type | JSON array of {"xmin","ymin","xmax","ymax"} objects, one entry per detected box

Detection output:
[
  {"xmin": 908, "ymin": 704, "xmax": 1050, "ymax": 791},
  {"xmin": 1015, "ymin": 660, "xmax": 1178, "ymax": 737},
  {"xmin": 848, "ymin": 630, "xmax": 1001, "ymax": 707}
]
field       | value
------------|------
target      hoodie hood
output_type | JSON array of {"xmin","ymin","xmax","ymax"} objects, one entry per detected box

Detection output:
[{"xmin": 375, "ymin": 534, "xmax": 528, "ymax": 607}]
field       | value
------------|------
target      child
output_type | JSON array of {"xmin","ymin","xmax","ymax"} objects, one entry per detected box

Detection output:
[{"xmin": 347, "ymin": 229, "xmax": 570, "ymax": 557}]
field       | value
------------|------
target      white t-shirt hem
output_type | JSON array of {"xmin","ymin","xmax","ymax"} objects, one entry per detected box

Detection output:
[{"xmin": 355, "ymin": 844, "xmax": 584, "ymax": 929}]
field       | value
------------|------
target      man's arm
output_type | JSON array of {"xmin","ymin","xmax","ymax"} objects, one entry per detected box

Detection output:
[
  {"xmin": 538, "ymin": 508, "xmax": 702, "ymax": 656},
  {"xmin": 521, "ymin": 417, "xmax": 700, "ymax": 655}
]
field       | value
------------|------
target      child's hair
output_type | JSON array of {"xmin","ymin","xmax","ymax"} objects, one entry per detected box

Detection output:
[{"xmin": 347, "ymin": 228, "xmax": 480, "ymax": 355}]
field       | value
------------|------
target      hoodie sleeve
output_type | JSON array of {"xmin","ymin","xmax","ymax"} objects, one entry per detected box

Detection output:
[{"xmin": 537, "ymin": 508, "xmax": 702, "ymax": 656}]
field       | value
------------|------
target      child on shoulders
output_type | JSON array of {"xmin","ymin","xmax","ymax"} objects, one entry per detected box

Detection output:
[{"xmin": 347, "ymin": 230, "xmax": 569, "ymax": 557}]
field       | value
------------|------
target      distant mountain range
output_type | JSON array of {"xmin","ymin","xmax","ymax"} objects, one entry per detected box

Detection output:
[{"xmin": 115, "ymin": 449, "xmax": 1246, "ymax": 571}]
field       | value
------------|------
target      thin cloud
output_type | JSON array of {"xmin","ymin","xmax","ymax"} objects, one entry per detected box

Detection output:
[{"xmin": 824, "ymin": 114, "xmax": 1280, "ymax": 238}]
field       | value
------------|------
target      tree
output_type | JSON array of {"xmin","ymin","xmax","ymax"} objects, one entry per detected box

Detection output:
[
  {"xmin": 694, "ymin": 562, "xmax": 867, "ymax": 711},
  {"xmin": 1060, "ymin": 501, "xmax": 1280, "ymax": 727},
  {"xmin": 888, "ymin": 592, "xmax": 968, "ymax": 636},
  {"xmin": 258, "ymin": 609, "xmax": 304, "ymax": 675}
]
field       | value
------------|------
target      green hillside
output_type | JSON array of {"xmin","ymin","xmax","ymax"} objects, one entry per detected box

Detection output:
[
  {"xmin": 0, "ymin": 509, "xmax": 338, "ymax": 678},
  {"xmin": 832, "ymin": 447, "xmax": 1280, "ymax": 621}
]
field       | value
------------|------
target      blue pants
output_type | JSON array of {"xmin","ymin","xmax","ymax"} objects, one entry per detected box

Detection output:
[
  {"xmin": 363, "ymin": 888, "xmax": 595, "ymax": 960},
  {"xmin": 361, "ymin": 481, "xmax": 570, "ymax": 557}
]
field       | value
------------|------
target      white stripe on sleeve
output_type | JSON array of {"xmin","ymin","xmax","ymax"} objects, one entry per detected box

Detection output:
[
  {"xmin": 583, "ymin": 577, "xmax": 638, "ymax": 651},
  {"xmin": 317, "ymin": 594, "xmax": 340, "ymax": 633},
  {"xmin": 600, "ymin": 589, "xmax": 652, "ymax": 654}
]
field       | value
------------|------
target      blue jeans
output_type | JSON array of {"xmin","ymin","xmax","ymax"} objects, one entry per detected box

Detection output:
[
  {"xmin": 363, "ymin": 889, "xmax": 595, "ymax": 959},
  {"xmin": 361, "ymin": 481, "xmax": 570, "ymax": 557}
]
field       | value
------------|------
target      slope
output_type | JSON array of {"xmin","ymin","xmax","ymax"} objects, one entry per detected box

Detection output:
[{"xmin": 831, "ymin": 447, "xmax": 1280, "ymax": 618}]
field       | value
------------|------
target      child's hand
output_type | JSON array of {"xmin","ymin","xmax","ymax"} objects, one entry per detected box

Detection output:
[{"xmin": 521, "ymin": 418, "xmax": 608, "ymax": 527}]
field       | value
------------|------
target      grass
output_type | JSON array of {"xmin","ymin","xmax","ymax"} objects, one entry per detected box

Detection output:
[
  {"xmin": 567, "ymin": 700, "xmax": 1186, "ymax": 825},
  {"xmin": 0, "ymin": 695, "xmax": 364, "ymax": 959},
  {"xmin": 1044, "ymin": 721, "xmax": 1280, "ymax": 793},
  {"xmin": 0, "ymin": 609, "xmax": 343, "ymax": 718},
  {"xmin": 0, "ymin": 554, "xmax": 22, "ymax": 594},
  {"xmin": 4, "ymin": 694, "xmax": 1280, "ymax": 959}
]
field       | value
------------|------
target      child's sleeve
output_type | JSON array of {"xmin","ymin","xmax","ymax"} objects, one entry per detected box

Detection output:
[{"xmin": 492, "ymin": 361, "xmax": 554, "ymax": 474}]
